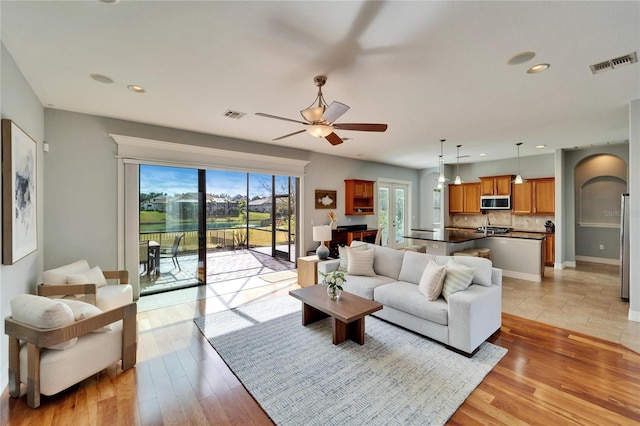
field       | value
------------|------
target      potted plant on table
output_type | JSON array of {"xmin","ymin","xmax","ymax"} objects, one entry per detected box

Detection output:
[{"xmin": 320, "ymin": 270, "xmax": 346, "ymax": 300}]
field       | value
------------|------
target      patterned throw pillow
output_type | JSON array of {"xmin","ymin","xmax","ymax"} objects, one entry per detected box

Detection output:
[
  {"xmin": 418, "ymin": 260, "xmax": 447, "ymax": 301},
  {"xmin": 347, "ymin": 248, "xmax": 376, "ymax": 276},
  {"xmin": 441, "ymin": 258, "xmax": 476, "ymax": 301}
]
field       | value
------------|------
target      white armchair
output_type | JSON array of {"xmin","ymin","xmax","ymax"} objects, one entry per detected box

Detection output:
[
  {"xmin": 38, "ymin": 260, "xmax": 133, "ymax": 311},
  {"xmin": 5, "ymin": 294, "xmax": 137, "ymax": 408}
]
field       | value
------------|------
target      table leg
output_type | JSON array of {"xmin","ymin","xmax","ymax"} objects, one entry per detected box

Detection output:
[
  {"xmin": 301, "ymin": 303, "xmax": 328, "ymax": 325},
  {"xmin": 332, "ymin": 317, "xmax": 366, "ymax": 345}
]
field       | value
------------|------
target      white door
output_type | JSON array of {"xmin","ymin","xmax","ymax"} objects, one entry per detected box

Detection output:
[{"xmin": 378, "ymin": 181, "xmax": 410, "ymax": 249}]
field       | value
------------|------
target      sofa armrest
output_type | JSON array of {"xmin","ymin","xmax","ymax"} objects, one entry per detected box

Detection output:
[
  {"xmin": 317, "ymin": 259, "xmax": 340, "ymax": 274},
  {"xmin": 446, "ymin": 284, "xmax": 502, "ymax": 355},
  {"xmin": 37, "ymin": 283, "xmax": 98, "ymax": 306}
]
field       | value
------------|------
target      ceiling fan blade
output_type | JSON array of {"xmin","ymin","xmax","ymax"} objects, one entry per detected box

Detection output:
[
  {"xmin": 325, "ymin": 132, "xmax": 344, "ymax": 145},
  {"xmin": 333, "ymin": 123, "xmax": 388, "ymax": 132},
  {"xmin": 272, "ymin": 129, "xmax": 306, "ymax": 141},
  {"xmin": 322, "ymin": 101, "xmax": 350, "ymax": 123},
  {"xmin": 255, "ymin": 112, "xmax": 308, "ymax": 125}
]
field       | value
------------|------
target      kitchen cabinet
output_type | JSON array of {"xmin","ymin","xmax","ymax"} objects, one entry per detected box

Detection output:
[
  {"xmin": 512, "ymin": 177, "xmax": 555, "ymax": 215},
  {"xmin": 480, "ymin": 175, "xmax": 513, "ymax": 196},
  {"xmin": 544, "ymin": 234, "xmax": 555, "ymax": 266},
  {"xmin": 449, "ymin": 182, "xmax": 481, "ymax": 214},
  {"xmin": 345, "ymin": 179, "xmax": 375, "ymax": 215}
]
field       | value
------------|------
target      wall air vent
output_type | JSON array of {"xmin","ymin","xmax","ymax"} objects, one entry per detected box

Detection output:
[
  {"xmin": 590, "ymin": 52, "xmax": 637, "ymax": 75},
  {"xmin": 223, "ymin": 110, "xmax": 246, "ymax": 119}
]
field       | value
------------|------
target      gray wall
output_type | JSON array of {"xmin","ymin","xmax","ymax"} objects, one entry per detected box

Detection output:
[
  {"xmin": 1, "ymin": 43, "xmax": 45, "ymax": 389},
  {"xmin": 43, "ymin": 109, "xmax": 420, "ymax": 265}
]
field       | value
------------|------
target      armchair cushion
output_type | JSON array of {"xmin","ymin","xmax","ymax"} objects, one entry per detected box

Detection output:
[
  {"xmin": 9, "ymin": 295, "xmax": 77, "ymax": 350},
  {"xmin": 59, "ymin": 299, "xmax": 112, "ymax": 332},
  {"xmin": 42, "ymin": 260, "xmax": 90, "ymax": 285}
]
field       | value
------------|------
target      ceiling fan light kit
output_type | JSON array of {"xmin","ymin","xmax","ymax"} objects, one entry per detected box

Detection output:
[{"xmin": 256, "ymin": 75, "xmax": 387, "ymax": 146}]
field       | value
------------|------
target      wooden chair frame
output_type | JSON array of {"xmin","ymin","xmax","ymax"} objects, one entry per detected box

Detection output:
[
  {"xmin": 36, "ymin": 270, "xmax": 129, "ymax": 306},
  {"xmin": 5, "ymin": 302, "xmax": 137, "ymax": 409}
]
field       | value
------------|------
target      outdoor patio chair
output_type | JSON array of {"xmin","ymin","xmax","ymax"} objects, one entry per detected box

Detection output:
[
  {"xmin": 160, "ymin": 233, "xmax": 184, "ymax": 270},
  {"xmin": 139, "ymin": 241, "xmax": 154, "ymax": 278}
]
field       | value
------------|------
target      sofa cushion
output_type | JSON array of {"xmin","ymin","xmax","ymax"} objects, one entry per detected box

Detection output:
[
  {"xmin": 347, "ymin": 248, "xmax": 376, "ymax": 276},
  {"xmin": 398, "ymin": 251, "xmax": 438, "ymax": 284},
  {"xmin": 450, "ymin": 256, "xmax": 493, "ymax": 287},
  {"xmin": 59, "ymin": 299, "xmax": 112, "ymax": 332},
  {"xmin": 418, "ymin": 260, "xmax": 447, "ymax": 301},
  {"xmin": 42, "ymin": 260, "xmax": 90, "ymax": 285},
  {"xmin": 338, "ymin": 243, "xmax": 368, "ymax": 272},
  {"xmin": 442, "ymin": 258, "xmax": 476, "ymax": 301},
  {"xmin": 343, "ymin": 274, "xmax": 396, "ymax": 300},
  {"xmin": 374, "ymin": 282, "xmax": 448, "ymax": 326},
  {"xmin": 371, "ymin": 244, "xmax": 405, "ymax": 280},
  {"xmin": 10, "ymin": 294, "xmax": 77, "ymax": 350},
  {"xmin": 85, "ymin": 266, "xmax": 108, "ymax": 288}
]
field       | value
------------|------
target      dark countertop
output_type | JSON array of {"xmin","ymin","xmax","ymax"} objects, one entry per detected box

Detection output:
[{"xmin": 406, "ymin": 229, "xmax": 547, "ymax": 243}]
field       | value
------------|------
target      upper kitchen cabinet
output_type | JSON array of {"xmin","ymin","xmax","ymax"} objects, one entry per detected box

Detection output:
[
  {"xmin": 449, "ymin": 182, "xmax": 481, "ymax": 214},
  {"xmin": 345, "ymin": 179, "xmax": 375, "ymax": 215},
  {"xmin": 512, "ymin": 177, "xmax": 555, "ymax": 215},
  {"xmin": 480, "ymin": 175, "xmax": 513, "ymax": 196}
]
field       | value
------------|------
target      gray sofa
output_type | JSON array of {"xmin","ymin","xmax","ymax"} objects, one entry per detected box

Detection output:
[{"xmin": 317, "ymin": 243, "xmax": 502, "ymax": 356}]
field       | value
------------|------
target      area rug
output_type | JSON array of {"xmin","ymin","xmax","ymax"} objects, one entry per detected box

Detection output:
[
  {"xmin": 194, "ymin": 296, "xmax": 507, "ymax": 426},
  {"xmin": 259, "ymin": 270, "xmax": 298, "ymax": 283}
]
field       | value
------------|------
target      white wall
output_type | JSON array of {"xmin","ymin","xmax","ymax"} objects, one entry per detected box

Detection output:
[{"xmin": 1, "ymin": 43, "xmax": 45, "ymax": 391}]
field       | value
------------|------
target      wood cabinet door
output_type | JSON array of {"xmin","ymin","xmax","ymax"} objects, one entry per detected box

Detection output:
[
  {"xmin": 535, "ymin": 178, "xmax": 555, "ymax": 214},
  {"xmin": 449, "ymin": 184, "xmax": 464, "ymax": 213},
  {"xmin": 512, "ymin": 181, "xmax": 533, "ymax": 214},
  {"xmin": 494, "ymin": 176, "xmax": 512, "ymax": 195},
  {"xmin": 544, "ymin": 234, "xmax": 555, "ymax": 266},
  {"xmin": 464, "ymin": 183, "xmax": 481, "ymax": 213},
  {"xmin": 480, "ymin": 178, "xmax": 495, "ymax": 196}
]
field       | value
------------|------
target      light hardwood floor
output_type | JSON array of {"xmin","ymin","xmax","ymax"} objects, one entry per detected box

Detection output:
[{"xmin": 2, "ymin": 263, "xmax": 639, "ymax": 425}]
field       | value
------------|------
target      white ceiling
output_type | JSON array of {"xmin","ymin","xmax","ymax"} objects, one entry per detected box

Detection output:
[{"xmin": 2, "ymin": 1, "xmax": 638, "ymax": 169}]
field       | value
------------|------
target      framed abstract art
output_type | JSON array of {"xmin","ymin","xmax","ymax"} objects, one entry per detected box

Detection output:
[{"xmin": 2, "ymin": 119, "xmax": 38, "ymax": 264}]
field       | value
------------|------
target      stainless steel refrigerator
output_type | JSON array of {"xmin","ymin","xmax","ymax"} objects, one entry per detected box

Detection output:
[{"xmin": 620, "ymin": 193, "xmax": 630, "ymax": 300}]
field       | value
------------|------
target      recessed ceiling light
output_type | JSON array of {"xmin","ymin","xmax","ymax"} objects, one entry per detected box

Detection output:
[
  {"xmin": 479, "ymin": 153, "xmax": 487, "ymax": 157},
  {"xmin": 127, "ymin": 85, "xmax": 146, "ymax": 93},
  {"xmin": 536, "ymin": 144, "xmax": 546, "ymax": 149},
  {"xmin": 99, "ymin": 0, "xmax": 120, "ymax": 4},
  {"xmin": 527, "ymin": 64, "xmax": 550, "ymax": 74},
  {"xmin": 90, "ymin": 73, "xmax": 114, "ymax": 84},
  {"xmin": 507, "ymin": 51, "xmax": 536, "ymax": 65}
]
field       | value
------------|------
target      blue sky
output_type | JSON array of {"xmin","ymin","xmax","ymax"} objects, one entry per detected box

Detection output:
[{"xmin": 139, "ymin": 165, "xmax": 288, "ymax": 197}]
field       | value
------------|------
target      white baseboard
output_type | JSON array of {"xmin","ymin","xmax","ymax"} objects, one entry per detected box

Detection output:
[
  {"xmin": 563, "ymin": 260, "xmax": 576, "ymax": 268},
  {"xmin": 501, "ymin": 270, "xmax": 542, "ymax": 283},
  {"xmin": 575, "ymin": 255, "xmax": 620, "ymax": 266},
  {"xmin": 629, "ymin": 309, "xmax": 640, "ymax": 323}
]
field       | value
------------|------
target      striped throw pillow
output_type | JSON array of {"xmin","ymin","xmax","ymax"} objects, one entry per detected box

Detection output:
[
  {"xmin": 338, "ymin": 243, "xmax": 368, "ymax": 272},
  {"xmin": 347, "ymin": 248, "xmax": 376, "ymax": 276},
  {"xmin": 442, "ymin": 258, "xmax": 476, "ymax": 301},
  {"xmin": 418, "ymin": 260, "xmax": 447, "ymax": 301}
]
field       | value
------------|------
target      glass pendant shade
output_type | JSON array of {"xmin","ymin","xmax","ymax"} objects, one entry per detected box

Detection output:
[
  {"xmin": 514, "ymin": 142, "xmax": 524, "ymax": 184},
  {"xmin": 454, "ymin": 175, "xmax": 462, "ymax": 185},
  {"xmin": 514, "ymin": 174, "xmax": 523, "ymax": 184},
  {"xmin": 454, "ymin": 144, "xmax": 462, "ymax": 185},
  {"xmin": 301, "ymin": 106, "xmax": 325, "ymax": 122},
  {"xmin": 306, "ymin": 124, "xmax": 333, "ymax": 138}
]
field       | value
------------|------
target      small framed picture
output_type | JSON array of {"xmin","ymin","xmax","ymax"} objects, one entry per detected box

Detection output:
[{"xmin": 315, "ymin": 190, "xmax": 337, "ymax": 209}]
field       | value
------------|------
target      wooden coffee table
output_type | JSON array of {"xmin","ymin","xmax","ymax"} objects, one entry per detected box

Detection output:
[{"xmin": 289, "ymin": 285, "xmax": 383, "ymax": 345}]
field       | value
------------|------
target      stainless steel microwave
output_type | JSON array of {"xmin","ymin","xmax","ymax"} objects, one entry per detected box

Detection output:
[{"xmin": 480, "ymin": 195, "xmax": 511, "ymax": 210}]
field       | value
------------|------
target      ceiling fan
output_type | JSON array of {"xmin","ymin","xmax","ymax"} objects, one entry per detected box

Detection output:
[{"xmin": 255, "ymin": 75, "xmax": 387, "ymax": 145}]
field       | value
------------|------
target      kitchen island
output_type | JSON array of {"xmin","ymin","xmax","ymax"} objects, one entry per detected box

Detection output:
[{"xmin": 405, "ymin": 228, "xmax": 546, "ymax": 282}]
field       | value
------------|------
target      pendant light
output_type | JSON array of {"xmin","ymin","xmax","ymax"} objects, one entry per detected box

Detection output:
[
  {"xmin": 514, "ymin": 142, "xmax": 524, "ymax": 184},
  {"xmin": 436, "ymin": 139, "xmax": 447, "ymax": 188},
  {"xmin": 454, "ymin": 144, "xmax": 463, "ymax": 185}
]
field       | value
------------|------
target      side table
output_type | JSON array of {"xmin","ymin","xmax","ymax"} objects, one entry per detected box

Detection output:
[{"xmin": 297, "ymin": 255, "xmax": 332, "ymax": 287}]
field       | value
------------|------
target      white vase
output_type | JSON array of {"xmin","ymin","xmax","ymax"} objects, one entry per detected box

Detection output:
[{"xmin": 330, "ymin": 221, "xmax": 337, "ymax": 230}]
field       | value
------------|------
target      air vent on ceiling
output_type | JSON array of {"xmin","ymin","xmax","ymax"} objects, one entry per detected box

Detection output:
[
  {"xmin": 590, "ymin": 52, "xmax": 637, "ymax": 74},
  {"xmin": 223, "ymin": 110, "xmax": 246, "ymax": 119}
]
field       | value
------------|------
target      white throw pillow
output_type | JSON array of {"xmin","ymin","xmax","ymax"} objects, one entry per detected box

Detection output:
[
  {"xmin": 338, "ymin": 243, "xmax": 367, "ymax": 272},
  {"xmin": 347, "ymin": 248, "xmax": 376, "ymax": 276},
  {"xmin": 10, "ymin": 294, "xmax": 77, "ymax": 350},
  {"xmin": 441, "ymin": 258, "xmax": 476, "ymax": 302},
  {"xmin": 59, "ymin": 299, "xmax": 112, "ymax": 332},
  {"xmin": 85, "ymin": 266, "xmax": 108, "ymax": 288},
  {"xmin": 418, "ymin": 260, "xmax": 447, "ymax": 301}
]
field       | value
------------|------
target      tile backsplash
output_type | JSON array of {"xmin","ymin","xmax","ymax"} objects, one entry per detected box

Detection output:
[{"xmin": 450, "ymin": 212, "xmax": 554, "ymax": 232}]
